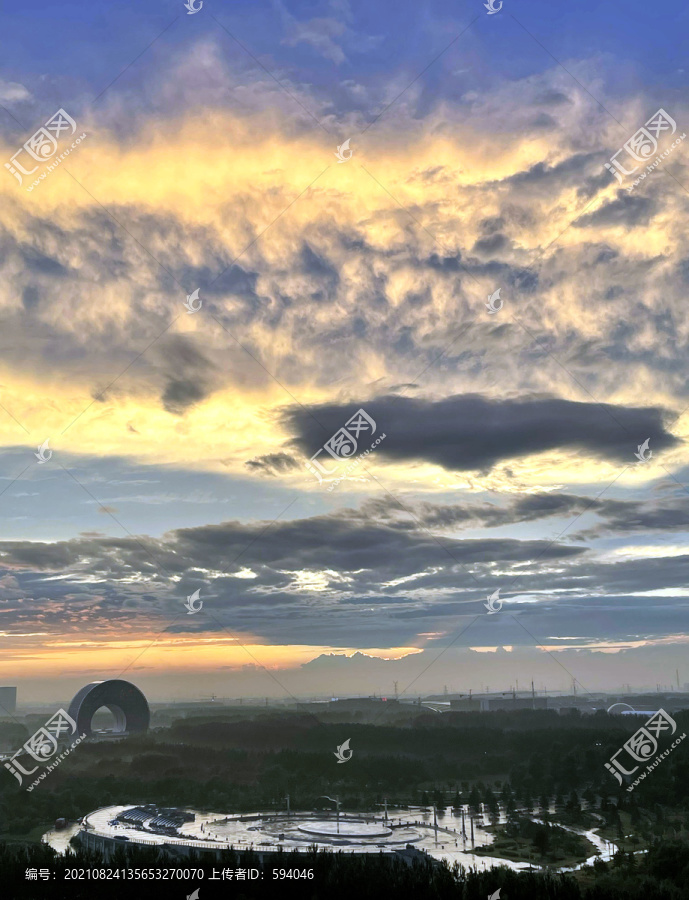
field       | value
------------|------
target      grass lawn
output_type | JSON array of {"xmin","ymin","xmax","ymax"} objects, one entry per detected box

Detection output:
[
  {"xmin": 0, "ymin": 824, "xmax": 50, "ymax": 844},
  {"xmin": 474, "ymin": 825, "xmax": 597, "ymax": 869}
]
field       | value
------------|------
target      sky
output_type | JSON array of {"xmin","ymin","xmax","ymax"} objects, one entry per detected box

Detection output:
[{"xmin": 2, "ymin": 0, "xmax": 689, "ymax": 704}]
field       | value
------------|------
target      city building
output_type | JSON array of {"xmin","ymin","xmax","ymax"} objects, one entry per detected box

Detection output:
[{"xmin": 0, "ymin": 686, "xmax": 17, "ymax": 715}]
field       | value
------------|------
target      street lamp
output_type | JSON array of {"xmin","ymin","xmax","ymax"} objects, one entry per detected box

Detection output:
[{"xmin": 319, "ymin": 795, "xmax": 341, "ymax": 834}]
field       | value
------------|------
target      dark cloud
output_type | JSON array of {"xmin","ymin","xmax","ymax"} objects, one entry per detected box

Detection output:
[
  {"xmin": 2, "ymin": 495, "xmax": 689, "ymax": 650},
  {"xmin": 348, "ymin": 493, "xmax": 593, "ymax": 532},
  {"xmin": 478, "ymin": 216, "xmax": 505, "ymax": 234},
  {"xmin": 530, "ymin": 112, "xmax": 558, "ymax": 130},
  {"xmin": 0, "ymin": 512, "xmax": 584, "ymax": 578},
  {"xmin": 414, "ymin": 492, "xmax": 593, "ymax": 530},
  {"xmin": 359, "ymin": 490, "xmax": 689, "ymax": 539},
  {"xmin": 0, "ymin": 504, "xmax": 585, "ymax": 646},
  {"xmin": 425, "ymin": 253, "xmax": 463, "ymax": 272},
  {"xmin": 21, "ymin": 285, "xmax": 39, "ymax": 310},
  {"xmin": 473, "ymin": 233, "xmax": 509, "ymax": 255},
  {"xmin": 283, "ymin": 393, "xmax": 680, "ymax": 473},
  {"xmin": 21, "ymin": 245, "xmax": 69, "ymax": 278},
  {"xmin": 161, "ymin": 378, "xmax": 207, "ymax": 414},
  {"xmin": 166, "ymin": 514, "xmax": 583, "ymax": 577},
  {"xmin": 245, "ymin": 452, "xmax": 300, "ymax": 475},
  {"xmin": 156, "ymin": 335, "xmax": 215, "ymax": 414},
  {"xmin": 300, "ymin": 243, "xmax": 339, "ymax": 294},
  {"xmin": 574, "ymin": 192, "xmax": 656, "ymax": 229},
  {"xmin": 505, "ymin": 152, "xmax": 600, "ymax": 189},
  {"xmin": 534, "ymin": 89, "xmax": 572, "ymax": 106},
  {"xmin": 572, "ymin": 495, "xmax": 689, "ymax": 537}
]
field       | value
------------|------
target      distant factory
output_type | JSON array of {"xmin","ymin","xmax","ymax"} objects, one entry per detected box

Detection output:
[
  {"xmin": 422, "ymin": 689, "xmax": 689, "ymax": 715},
  {"xmin": 308, "ymin": 688, "xmax": 689, "ymax": 717}
]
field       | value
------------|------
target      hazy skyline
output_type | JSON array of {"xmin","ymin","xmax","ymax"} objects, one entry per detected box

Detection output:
[{"xmin": 2, "ymin": 0, "xmax": 689, "ymax": 702}]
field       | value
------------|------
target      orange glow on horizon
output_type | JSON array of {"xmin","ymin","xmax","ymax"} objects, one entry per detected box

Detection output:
[{"xmin": 0, "ymin": 632, "xmax": 422, "ymax": 680}]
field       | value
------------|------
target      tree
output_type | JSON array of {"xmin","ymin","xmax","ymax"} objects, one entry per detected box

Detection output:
[
  {"xmin": 532, "ymin": 823, "xmax": 550, "ymax": 856},
  {"xmin": 566, "ymin": 790, "xmax": 581, "ymax": 814}
]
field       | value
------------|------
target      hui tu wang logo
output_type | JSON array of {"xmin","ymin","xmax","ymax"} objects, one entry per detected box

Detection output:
[
  {"xmin": 605, "ymin": 108, "xmax": 684, "ymax": 191},
  {"xmin": 334, "ymin": 738, "xmax": 353, "ymax": 763},
  {"xmin": 184, "ymin": 590, "xmax": 203, "ymax": 615},
  {"xmin": 34, "ymin": 439, "xmax": 52, "ymax": 464},
  {"xmin": 184, "ymin": 288, "xmax": 202, "ymax": 314},
  {"xmin": 634, "ymin": 438, "xmax": 652, "ymax": 463},
  {"xmin": 486, "ymin": 288, "xmax": 503, "ymax": 314},
  {"xmin": 604, "ymin": 709, "xmax": 685, "ymax": 792},
  {"xmin": 305, "ymin": 408, "xmax": 386, "ymax": 489},
  {"xmin": 484, "ymin": 0, "xmax": 502, "ymax": 13},
  {"xmin": 335, "ymin": 139, "xmax": 353, "ymax": 163},
  {"xmin": 5, "ymin": 108, "xmax": 86, "ymax": 192},
  {"xmin": 4, "ymin": 708, "xmax": 80, "ymax": 788},
  {"xmin": 484, "ymin": 589, "xmax": 502, "ymax": 614},
  {"xmin": 184, "ymin": 0, "xmax": 203, "ymax": 13}
]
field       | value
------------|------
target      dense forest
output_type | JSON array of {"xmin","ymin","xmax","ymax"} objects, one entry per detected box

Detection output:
[
  {"xmin": 4, "ymin": 708, "xmax": 688, "ymax": 828},
  {"xmin": 2, "ymin": 708, "xmax": 689, "ymax": 897}
]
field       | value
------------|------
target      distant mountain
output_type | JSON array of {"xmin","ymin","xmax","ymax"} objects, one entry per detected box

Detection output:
[{"xmin": 301, "ymin": 651, "xmax": 393, "ymax": 670}]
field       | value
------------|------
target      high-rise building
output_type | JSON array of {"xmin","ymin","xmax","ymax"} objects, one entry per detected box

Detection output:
[{"xmin": 0, "ymin": 686, "xmax": 17, "ymax": 715}]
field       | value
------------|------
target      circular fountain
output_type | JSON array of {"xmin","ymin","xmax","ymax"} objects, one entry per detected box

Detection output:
[{"xmin": 296, "ymin": 821, "xmax": 393, "ymax": 838}]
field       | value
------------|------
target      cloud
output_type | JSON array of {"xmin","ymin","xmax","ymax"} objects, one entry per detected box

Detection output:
[
  {"xmin": 2, "ymin": 497, "xmax": 689, "ymax": 663},
  {"xmin": 0, "ymin": 64, "xmax": 688, "ymax": 487},
  {"xmin": 574, "ymin": 192, "xmax": 657, "ymax": 228},
  {"xmin": 162, "ymin": 378, "xmax": 208, "ymax": 415},
  {"xmin": 282, "ymin": 16, "xmax": 348, "ymax": 64},
  {"xmin": 0, "ymin": 504, "xmax": 585, "ymax": 643},
  {"xmin": 0, "ymin": 80, "xmax": 31, "ymax": 103},
  {"xmin": 353, "ymin": 492, "xmax": 597, "ymax": 531},
  {"xmin": 571, "ymin": 489, "xmax": 689, "ymax": 537},
  {"xmin": 283, "ymin": 394, "xmax": 680, "ymax": 473},
  {"xmin": 3, "ymin": 40, "xmax": 689, "ymax": 698},
  {"xmin": 245, "ymin": 452, "xmax": 300, "ymax": 475}
]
